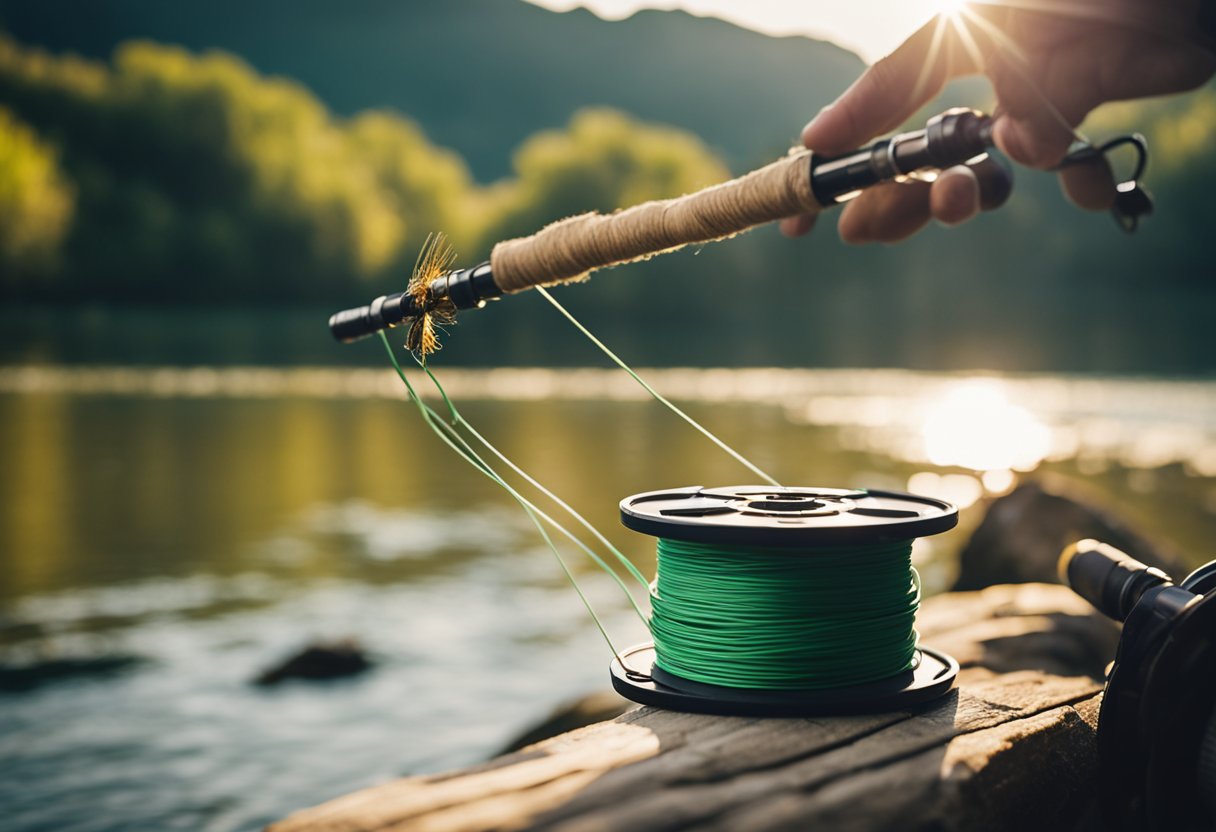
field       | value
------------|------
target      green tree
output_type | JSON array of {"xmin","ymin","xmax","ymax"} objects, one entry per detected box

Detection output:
[
  {"xmin": 480, "ymin": 108, "xmax": 730, "ymax": 249},
  {"xmin": 0, "ymin": 36, "xmax": 474, "ymax": 300},
  {"xmin": 0, "ymin": 36, "xmax": 738, "ymax": 305},
  {"xmin": 347, "ymin": 111, "xmax": 476, "ymax": 263},
  {"xmin": 0, "ymin": 105, "xmax": 74, "ymax": 289}
]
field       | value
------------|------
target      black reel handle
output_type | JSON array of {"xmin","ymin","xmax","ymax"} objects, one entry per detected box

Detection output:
[
  {"xmin": 1061, "ymin": 538, "xmax": 1216, "ymax": 831},
  {"xmin": 1058, "ymin": 538, "xmax": 1172, "ymax": 621},
  {"xmin": 328, "ymin": 293, "xmax": 415, "ymax": 345},
  {"xmin": 327, "ymin": 291, "xmax": 428, "ymax": 345}
]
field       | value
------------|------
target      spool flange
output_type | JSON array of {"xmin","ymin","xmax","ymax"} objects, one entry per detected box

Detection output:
[
  {"xmin": 613, "ymin": 485, "xmax": 960, "ymax": 716},
  {"xmin": 611, "ymin": 643, "xmax": 959, "ymax": 716},
  {"xmin": 620, "ymin": 485, "xmax": 958, "ymax": 547}
]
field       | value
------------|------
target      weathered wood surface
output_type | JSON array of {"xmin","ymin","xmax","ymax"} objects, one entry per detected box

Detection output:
[{"xmin": 271, "ymin": 583, "xmax": 1119, "ymax": 832}]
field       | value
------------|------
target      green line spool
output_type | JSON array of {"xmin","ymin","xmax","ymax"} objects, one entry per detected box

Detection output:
[{"xmin": 611, "ymin": 485, "xmax": 960, "ymax": 716}]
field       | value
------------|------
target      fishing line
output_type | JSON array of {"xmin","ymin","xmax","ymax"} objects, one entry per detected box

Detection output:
[
  {"xmin": 374, "ymin": 242, "xmax": 964, "ymax": 714},
  {"xmin": 649, "ymin": 537, "xmax": 920, "ymax": 690},
  {"xmin": 414, "ymin": 358, "xmax": 650, "ymax": 594},
  {"xmin": 382, "ymin": 312, "xmax": 962, "ymax": 716},
  {"xmin": 378, "ymin": 331, "xmax": 645, "ymax": 655},
  {"xmin": 379, "ymin": 295, "xmax": 794, "ymax": 686},
  {"xmin": 609, "ymin": 487, "xmax": 960, "ymax": 715},
  {"xmin": 535, "ymin": 286, "xmax": 781, "ymax": 488}
]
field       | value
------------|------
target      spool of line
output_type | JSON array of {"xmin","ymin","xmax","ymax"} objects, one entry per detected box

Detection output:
[{"xmin": 611, "ymin": 485, "xmax": 961, "ymax": 716}]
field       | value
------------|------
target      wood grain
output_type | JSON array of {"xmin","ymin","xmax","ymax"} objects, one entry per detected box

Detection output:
[{"xmin": 271, "ymin": 583, "xmax": 1118, "ymax": 832}]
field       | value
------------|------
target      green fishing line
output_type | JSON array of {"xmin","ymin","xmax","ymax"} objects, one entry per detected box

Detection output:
[
  {"xmin": 536, "ymin": 286, "xmax": 781, "ymax": 488},
  {"xmin": 415, "ymin": 360, "xmax": 650, "ymax": 594},
  {"xmin": 379, "ymin": 298, "xmax": 932, "ymax": 697},
  {"xmin": 649, "ymin": 537, "xmax": 921, "ymax": 690},
  {"xmin": 378, "ymin": 331, "xmax": 647, "ymax": 656},
  {"xmin": 376, "ymin": 285, "xmax": 788, "ymax": 662}
]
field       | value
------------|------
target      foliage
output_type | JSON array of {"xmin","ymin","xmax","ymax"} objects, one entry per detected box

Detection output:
[
  {"xmin": 347, "ymin": 111, "xmax": 476, "ymax": 264},
  {"xmin": 0, "ymin": 38, "xmax": 452, "ymax": 299},
  {"xmin": 0, "ymin": 0, "xmax": 866, "ymax": 182},
  {"xmin": 0, "ymin": 104, "xmax": 73, "ymax": 288},
  {"xmin": 0, "ymin": 36, "xmax": 735, "ymax": 303},
  {"xmin": 481, "ymin": 108, "xmax": 729, "ymax": 245},
  {"xmin": 0, "ymin": 30, "xmax": 1213, "ymax": 372}
]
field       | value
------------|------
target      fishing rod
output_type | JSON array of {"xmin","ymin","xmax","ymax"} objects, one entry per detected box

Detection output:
[{"xmin": 329, "ymin": 107, "xmax": 1152, "ymax": 345}]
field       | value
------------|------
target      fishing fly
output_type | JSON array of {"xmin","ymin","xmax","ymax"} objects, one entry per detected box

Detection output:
[{"xmin": 403, "ymin": 232, "xmax": 458, "ymax": 359}]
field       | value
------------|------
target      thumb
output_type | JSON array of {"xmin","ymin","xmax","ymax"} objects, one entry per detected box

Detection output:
[{"xmin": 802, "ymin": 14, "xmax": 979, "ymax": 153}]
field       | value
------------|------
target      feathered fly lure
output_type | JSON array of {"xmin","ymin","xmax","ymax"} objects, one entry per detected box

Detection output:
[{"xmin": 405, "ymin": 232, "xmax": 458, "ymax": 361}]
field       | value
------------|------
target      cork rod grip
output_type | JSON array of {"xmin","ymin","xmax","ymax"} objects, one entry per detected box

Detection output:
[{"xmin": 489, "ymin": 149, "xmax": 820, "ymax": 293}]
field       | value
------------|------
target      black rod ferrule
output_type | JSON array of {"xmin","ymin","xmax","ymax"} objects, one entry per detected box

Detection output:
[
  {"xmin": 329, "ymin": 292, "xmax": 416, "ymax": 344},
  {"xmin": 328, "ymin": 261, "xmax": 499, "ymax": 343},
  {"xmin": 445, "ymin": 262, "xmax": 500, "ymax": 310},
  {"xmin": 810, "ymin": 108, "xmax": 993, "ymax": 206},
  {"xmin": 810, "ymin": 140, "xmax": 896, "ymax": 205}
]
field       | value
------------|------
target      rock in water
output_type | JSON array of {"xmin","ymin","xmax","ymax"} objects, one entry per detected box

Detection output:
[
  {"xmin": 254, "ymin": 639, "xmax": 372, "ymax": 686},
  {"xmin": 0, "ymin": 654, "xmax": 144, "ymax": 693},
  {"xmin": 954, "ymin": 477, "xmax": 1184, "ymax": 591}
]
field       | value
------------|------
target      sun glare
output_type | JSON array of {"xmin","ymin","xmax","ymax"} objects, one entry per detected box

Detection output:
[
  {"xmin": 919, "ymin": 381, "xmax": 1052, "ymax": 474},
  {"xmin": 525, "ymin": 0, "xmax": 985, "ymax": 64},
  {"xmin": 933, "ymin": 0, "xmax": 969, "ymax": 18}
]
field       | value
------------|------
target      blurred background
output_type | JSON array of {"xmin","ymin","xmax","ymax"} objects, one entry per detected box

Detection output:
[{"xmin": 1, "ymin": 1, "xmax": 1214, "ymax": 830}]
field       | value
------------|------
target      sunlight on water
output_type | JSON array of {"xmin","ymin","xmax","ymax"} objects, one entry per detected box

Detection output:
[
  {"xmin": 4, "ymin": 365, "xmax": 1216, "ymax": 486},
  {"xmin": 788, "ymin": 371, "xmax": 1216, "ymax": 475},
  {"xmin": 906, "ymin": 471, "xmax": 985, "ymax": 510},
  {"xmin": 919, "ymin": 381, "xmax": 1052, "ymax": 473}
]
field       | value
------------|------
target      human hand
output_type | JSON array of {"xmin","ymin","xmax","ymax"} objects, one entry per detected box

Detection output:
[{"xmin": 782, "ymin": 0, "xmax": 1216, "ymax": 243}]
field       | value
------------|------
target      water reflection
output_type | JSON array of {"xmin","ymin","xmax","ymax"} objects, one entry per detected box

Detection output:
[
  {"xmin": 905, "ymin": 472, "xmax": 984, "ymax": 510},
  {"xmin": 919, "ymin": 380, "xmax": 1051, "ymax": 473},
  {"xmin": 4, "ymin": 365, "xmax": 1216, "ymax": 599}
]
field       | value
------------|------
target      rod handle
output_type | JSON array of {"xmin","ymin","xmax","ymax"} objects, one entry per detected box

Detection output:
[{"xmin": 489, "ymin": 150, "xmax": 821, "ymax": 294}]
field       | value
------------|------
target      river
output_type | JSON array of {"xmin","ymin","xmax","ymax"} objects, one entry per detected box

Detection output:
[{"xmin": 2, "ymin": 364, "xmax": 1214, "ymax": 830}]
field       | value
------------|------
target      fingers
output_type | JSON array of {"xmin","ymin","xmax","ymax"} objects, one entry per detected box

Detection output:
[
  {"xmin": 990, "ymin": 110, "xmax": 1082, "ymax": 172},
  {"xmin": 801, "ymin": 14, "xmax": 979, "ymax": 154},
  {"xmin": 779, "ymin": 213, "xmax": 817, "ymax": 238},
  {"xmin": 971, "ymin": 154, "xmax": 1014, "ymax": 211},
  {"xmin": 985, "ymin": 46, "xmax": 1099, "ymax": 168},
  {"xmin": 831, "ymin": 154, "xmax": 1013, "ymax": 244},
  {"xmin": 838, "ymin": 181, "xmax": 933, "ymax": 244},
  {"xmin": 1058, "ymin": 156, "xmax": 1116, "ymax": 211},
  {"xmin": 930, "ymin": 166, "xmax": 981, "ymax": 227}
]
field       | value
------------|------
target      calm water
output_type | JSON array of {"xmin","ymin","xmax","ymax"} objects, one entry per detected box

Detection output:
[{"xmin": 2, "ymin": 365, "xmax": 1215, "ymax": 831}]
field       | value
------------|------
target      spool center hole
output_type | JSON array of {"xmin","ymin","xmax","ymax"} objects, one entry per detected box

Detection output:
[{"xmin": 749, "ymin": 497, "xmax": 826, "ymax": 512}]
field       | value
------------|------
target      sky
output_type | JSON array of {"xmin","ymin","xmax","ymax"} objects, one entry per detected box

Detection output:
[{"xmin": 524, "ymin": 0, "xmax": 958, "ymax": 64}]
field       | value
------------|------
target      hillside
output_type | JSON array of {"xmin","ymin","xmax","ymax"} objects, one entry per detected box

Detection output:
[
  {"xmin": 0, "ymin": 0, "xmax": 864, "ymax": 181},
  {"xmin": 0, "ymin": 2, "xmax": 1213, "ymax": 373}
]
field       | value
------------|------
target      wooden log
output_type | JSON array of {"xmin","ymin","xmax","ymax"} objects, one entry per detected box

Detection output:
[{"xmin": 271, "ymin": 583, "xmax": 1119, "ymax": 832}]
